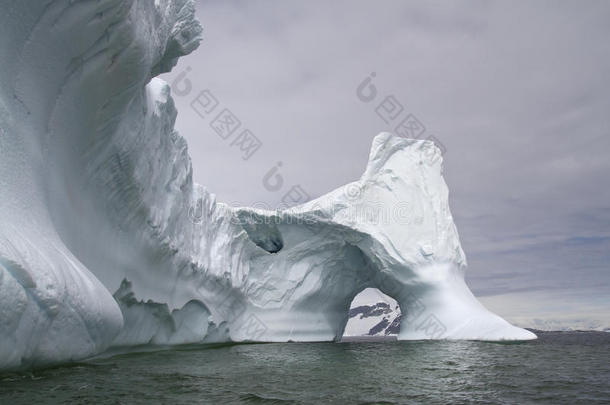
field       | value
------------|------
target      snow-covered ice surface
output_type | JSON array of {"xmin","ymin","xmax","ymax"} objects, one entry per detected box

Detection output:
[{"xmin": 0, "ymin": 0, "xmax": 535, "ymax": 371}]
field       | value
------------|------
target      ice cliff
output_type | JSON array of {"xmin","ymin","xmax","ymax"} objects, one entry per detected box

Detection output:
[{"xmin": 0, "ymin": 0, "xmax": 535, "ymax": 371}]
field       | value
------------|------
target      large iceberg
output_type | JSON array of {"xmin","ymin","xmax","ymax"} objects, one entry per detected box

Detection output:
[{"xmin": 0, "ymin": 0, "xmax": 535, "ymax": 370}]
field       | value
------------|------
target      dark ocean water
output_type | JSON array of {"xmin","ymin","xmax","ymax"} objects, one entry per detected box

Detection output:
[{"xmin": 1, "ymin": 331, "xmax": 609, "ymax": 404}]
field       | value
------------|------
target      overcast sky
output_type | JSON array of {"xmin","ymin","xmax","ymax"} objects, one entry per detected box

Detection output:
[{"xmin": 161, "ymin": 0, "xmax": 610, "ymax": 329}]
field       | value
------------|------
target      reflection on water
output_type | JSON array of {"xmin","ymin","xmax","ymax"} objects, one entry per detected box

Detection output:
[{"xmin": 1, "ymin": 332, "xmax": 609, "ymax": 404}]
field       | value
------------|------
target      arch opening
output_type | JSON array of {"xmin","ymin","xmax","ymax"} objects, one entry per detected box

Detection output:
[{"xmin": 342, "ymin": 288, "xmax": 402, "ymax": 340}]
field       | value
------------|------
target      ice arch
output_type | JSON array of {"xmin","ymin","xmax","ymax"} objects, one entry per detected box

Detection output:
[{"xmin": 0, "ymin": 0, "xmax": 534, "ymax": 370}]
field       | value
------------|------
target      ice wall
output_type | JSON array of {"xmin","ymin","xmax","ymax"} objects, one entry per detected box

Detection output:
[{"xmin": 0, "ymin": 0, "xmax": 534, "ymax": 371}]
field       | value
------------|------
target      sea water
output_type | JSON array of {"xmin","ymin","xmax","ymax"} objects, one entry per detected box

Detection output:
[{"xmin": 1, "ymin": 331, "xmax": 608, "ymax": 404}]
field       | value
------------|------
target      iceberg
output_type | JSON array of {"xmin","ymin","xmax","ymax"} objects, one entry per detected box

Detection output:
[{"xmin": 0, "ymin": 0, "xmax": 535, "ymax": 371}]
